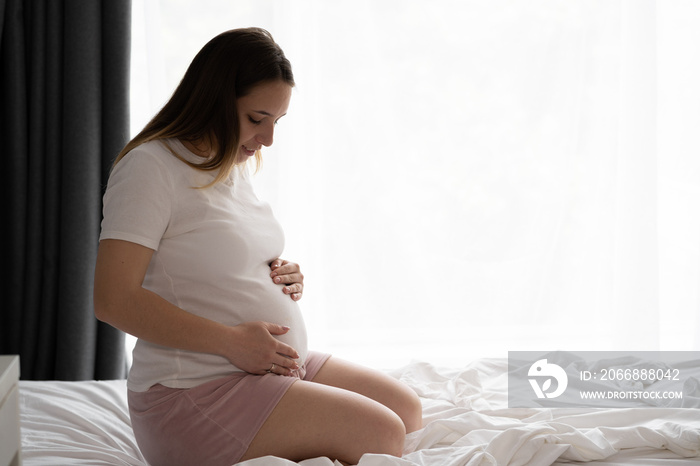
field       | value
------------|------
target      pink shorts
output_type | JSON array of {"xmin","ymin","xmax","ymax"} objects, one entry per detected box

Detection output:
[{"xmin": 128, "ymin": 351, "xmax": 331, "ymax": 466}]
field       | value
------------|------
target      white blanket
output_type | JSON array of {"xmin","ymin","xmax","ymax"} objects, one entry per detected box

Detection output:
[{"xmin": 20, "ymin": 358, "xmax": 700, "ymax": 466}]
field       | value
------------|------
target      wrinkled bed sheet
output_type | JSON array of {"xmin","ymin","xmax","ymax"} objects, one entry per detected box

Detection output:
[{"xmin": 20, "ymin": 358, "xmax": 700, "ymax": 465}]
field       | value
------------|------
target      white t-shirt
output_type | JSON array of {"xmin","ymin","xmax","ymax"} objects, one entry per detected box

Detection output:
[{"xmin": 100, "ymin": 139, "xmax": 308, "ymax": 392}]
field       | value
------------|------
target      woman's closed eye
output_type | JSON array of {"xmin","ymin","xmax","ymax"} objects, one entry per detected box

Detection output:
[{"xmin": 248, "ymin": 116, "xmax": 262, "ymax": 125}]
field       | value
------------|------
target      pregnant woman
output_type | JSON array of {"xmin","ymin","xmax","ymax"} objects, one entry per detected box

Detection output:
[{"xmin": 93, "ymin": 27, "xmax": 421, "ymax": 466}]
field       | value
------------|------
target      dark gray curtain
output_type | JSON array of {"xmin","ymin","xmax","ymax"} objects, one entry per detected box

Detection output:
[{"xmin": 0, "ymin": 0, "xmax": 131, "ymax": 380}]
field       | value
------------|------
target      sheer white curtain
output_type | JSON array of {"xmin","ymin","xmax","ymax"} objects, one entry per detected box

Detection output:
[{"xmin": 130, "ymin": 0, "xmax": 700, "ymax": 369}]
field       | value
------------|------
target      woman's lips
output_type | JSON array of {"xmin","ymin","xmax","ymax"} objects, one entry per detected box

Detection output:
[{"xmin": 241, "ymin": 145, "xmax": 257, "ymax": 157}]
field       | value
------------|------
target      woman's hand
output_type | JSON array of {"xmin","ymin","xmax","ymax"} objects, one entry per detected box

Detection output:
[
  {"xmin": 270, "ymin": 259, "xmax": 304, "ymax": 301},
  {"xmin": 225, "ymin": 321, "xmax": 300, "ymax": 376}
]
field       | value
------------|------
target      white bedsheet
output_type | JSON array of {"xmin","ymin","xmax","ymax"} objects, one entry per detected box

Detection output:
[
  {"xmin": 19, "ymin": 358, "xmax": 700, "ymax": 466},
  {"xmin": 20, "ymin": 379, "xmax": 147, "ymax": 465}
]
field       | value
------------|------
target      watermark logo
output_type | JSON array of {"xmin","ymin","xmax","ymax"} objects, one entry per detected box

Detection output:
[
  {"xmin": 528, "ymin": 359, "xmax": 568, "ymax": 399},
  {"xmin": 509, "ymin": 351, "xmax": 698, "ymax": 408}
]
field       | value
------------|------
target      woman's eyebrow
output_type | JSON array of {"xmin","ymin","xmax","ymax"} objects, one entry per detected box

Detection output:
[{"xmin": 253, "ymin": 110, "xmax": 287, "ymax": 118}]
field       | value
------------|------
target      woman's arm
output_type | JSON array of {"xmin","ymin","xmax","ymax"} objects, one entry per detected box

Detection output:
[{"xmin": 94, "ymin": 239, "xmax": 300, "ymax": 374}]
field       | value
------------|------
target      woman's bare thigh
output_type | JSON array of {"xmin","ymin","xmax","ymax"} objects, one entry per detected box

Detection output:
[
  {"xmin": 310, "ymin": 357, "xmax": 423, "ymax": 433},
  {"xmin": 239, "ymin": 376, "xmax": 406, "ymax": 464}
]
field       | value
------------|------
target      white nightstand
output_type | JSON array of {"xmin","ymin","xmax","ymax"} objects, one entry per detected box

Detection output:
[{"xmin": 0, "ymin": 356, "xmax": 20, "ymax": 466}]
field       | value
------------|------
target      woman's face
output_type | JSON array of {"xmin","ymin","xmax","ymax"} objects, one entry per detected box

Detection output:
[{"xmin": 236, "ymin": 80, "xmax": 292, "ymax": 162}]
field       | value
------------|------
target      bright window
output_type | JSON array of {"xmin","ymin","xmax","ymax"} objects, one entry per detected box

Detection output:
[{"xmin": 129, "ymin": 0, "xmax": 700, "ymax": 369}]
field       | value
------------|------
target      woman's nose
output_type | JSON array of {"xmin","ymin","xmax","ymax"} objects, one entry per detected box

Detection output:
[{"xmin": 256, "ymin": 124, "xmax": 274, "ymax": 147}]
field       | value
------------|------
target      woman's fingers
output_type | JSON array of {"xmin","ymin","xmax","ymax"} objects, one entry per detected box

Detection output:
[
  {"xmin": 270, "ymin": 259, "xmax": 304, "ymax": 300},
  {"xmin": 269, "ymin": 353, "xmax": 301, "ymax": 376},
  {"xmin": 265, "ymin": 323, "xmax": 300, "ymax": 359},
  {"xmin": 264, "ymin": 323, "xmax": 301, "ymax": 376},
  {"xmin": 226, "ymin": 322, "xmax": 300, "ymax": 375},
  {"xmin": 270, "ymin": 264, "xmax": 303, "ymax": 284},
  {"xmin": 282, "ymin": 283, "xmax": 302, "ymax": 294}
]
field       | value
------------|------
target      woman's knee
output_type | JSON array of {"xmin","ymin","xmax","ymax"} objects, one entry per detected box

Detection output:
[
  {"xmin": 364, "ymin": 407, "xmax": 406, "ymax": 457},
  {"xmin": 400, "ymin": 388, "xmax": 423, "ymax": 433},
  {"xmin": 383, "ymin": 380, "xmax": 422, "ymax": 433}
]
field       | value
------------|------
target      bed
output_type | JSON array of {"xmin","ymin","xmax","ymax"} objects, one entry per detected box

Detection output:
[{"xmin": 18, "ymin": 357, "xmax": 700, "ymax": 466}]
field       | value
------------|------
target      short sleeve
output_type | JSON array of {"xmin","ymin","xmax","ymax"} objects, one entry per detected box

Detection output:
[{"xmin": 99, "ymin": 148, "xmax": 173, "ymax": 251}]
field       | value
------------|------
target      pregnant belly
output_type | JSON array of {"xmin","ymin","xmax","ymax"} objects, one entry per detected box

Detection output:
[{"xmin": 245, "ymin": 278, "xmax": 309, "ymax": 366}]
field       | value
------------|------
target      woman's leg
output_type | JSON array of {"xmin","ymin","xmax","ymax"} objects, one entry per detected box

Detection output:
[
  {"xmin": 240, "ymin": 357, "xmax": 422, "ymax": 464},
  {"xmin": 239, "ymin": 377, "xmax": 407, "ymax": 464},
  {"xmin": 310, "ymin": 357, "xmax": 423, "ymax": 434}
]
